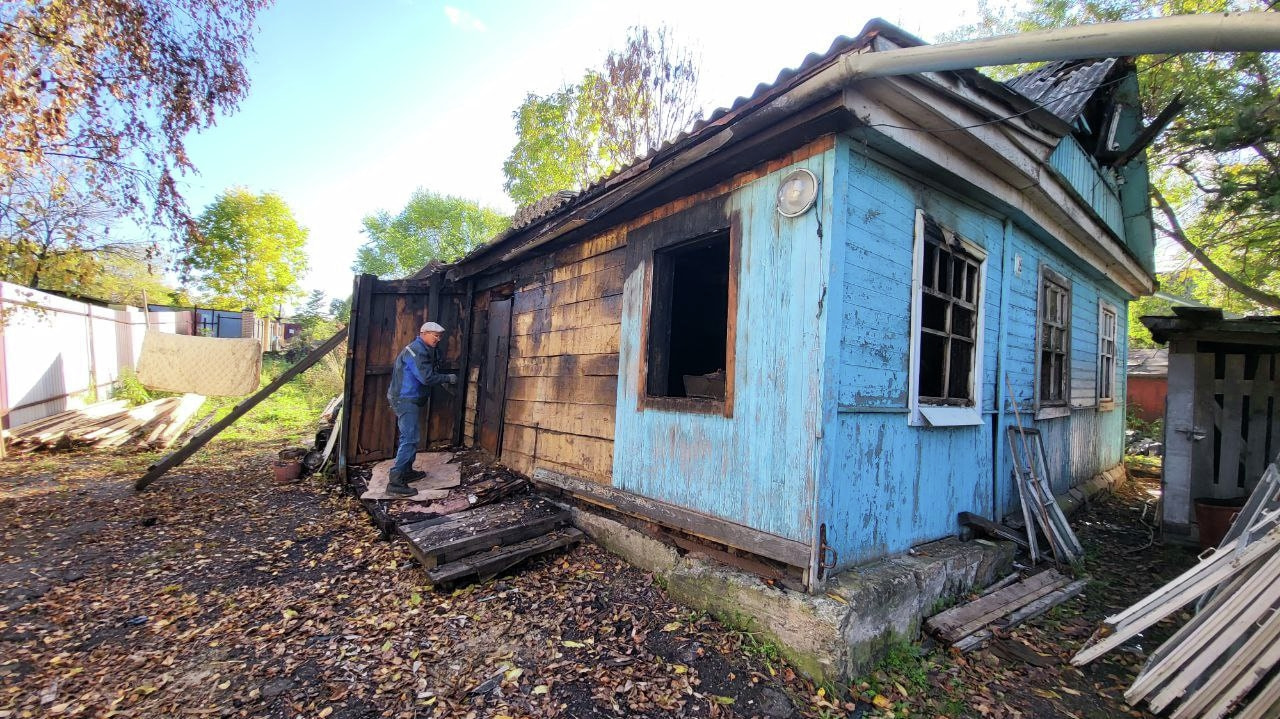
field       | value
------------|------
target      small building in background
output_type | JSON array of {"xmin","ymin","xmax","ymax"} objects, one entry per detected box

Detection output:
[
  {"xmin": 1144, "ymin": 309, "xmax": 1280, "ymax": 543},
  {"xmin": 1127, "ymin": 348, "xmax": 1168, "ymax": 423}
]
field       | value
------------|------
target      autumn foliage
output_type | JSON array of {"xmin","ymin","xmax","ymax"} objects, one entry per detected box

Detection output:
[{"xmin": 0, "ymin": 0, "xmax": 272, "ymax": 238}]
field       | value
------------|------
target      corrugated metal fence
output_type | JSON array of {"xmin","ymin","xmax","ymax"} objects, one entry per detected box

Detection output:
[{"xmin": 0, "ymin": 282, "xmax": 188, "ymax": 429}]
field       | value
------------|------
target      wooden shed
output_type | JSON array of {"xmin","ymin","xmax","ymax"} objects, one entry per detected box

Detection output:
[
  {"xmin": 1143, "ymin": 309, "xmax": 1280, "ymax": 541},
  {"xmin": 342, "ymin": 20, "xmax": 1156, "ymax": 591}
]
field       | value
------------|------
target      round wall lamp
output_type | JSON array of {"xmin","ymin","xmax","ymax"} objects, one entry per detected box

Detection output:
[{"xmin": 776, "ymin": 168, "xmax": 818, "ymax": 217}]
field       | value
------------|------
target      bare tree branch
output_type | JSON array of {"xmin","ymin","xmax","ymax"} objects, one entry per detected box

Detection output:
[{"xmin": 1152, "ymin": 185, "xmax": 1280, "ymax": 311}]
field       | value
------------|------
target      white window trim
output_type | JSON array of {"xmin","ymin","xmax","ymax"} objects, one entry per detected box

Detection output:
[
  {"xmin": 1097, "ymin": 299, "xmax": 1118, "ymax": 410},
  {"xmin": 907, "ymin": 209, "xmax": 988, "ymax": 428},
  {"xmin": 1034, "ymin": 263, "xmax": 1072, "ymax": 420}
]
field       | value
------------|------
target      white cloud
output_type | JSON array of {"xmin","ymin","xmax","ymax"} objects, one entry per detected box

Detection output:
[{"xmin": 443, "ymin": 6, "xmax": 486, "ymax": 32}]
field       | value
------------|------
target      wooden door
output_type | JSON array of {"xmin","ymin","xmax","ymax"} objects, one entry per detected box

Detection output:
[
  {"xmin": 340, "ymin": 273, "xmax": 466, "ymax": 466},
  {"xmin": 476, "ymin": 297, "xmax": 512, "ymax": 455}
]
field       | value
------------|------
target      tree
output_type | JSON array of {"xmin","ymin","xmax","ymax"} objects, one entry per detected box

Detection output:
[
  {"xmin": 291, "ymin": 289, "xmax": 338, "ymax": 342},
  {"xmin": 353, "ymin": 190, "xmax": 509, "ymax": 279},
  {"xmin": 183, "ymin": 188, "xmax": 309, "ymax": 312},
  {"xmin": 946, "ymin": 1, "xmax": 1280, "ymax": 312},
  {"xmin": 0, "ymin": 160, "xmax": 128, "ymax": 293},
  {"xmin": 502, "ymin": 25, "xmax": 702, "ymax": 208},
  {"xmin": 0, "ymin": 0, "xmax": 271, "ymax": 240},
  {"xmin": 329, "ymin": 295, "xmax": 351, "ymax": 323}
]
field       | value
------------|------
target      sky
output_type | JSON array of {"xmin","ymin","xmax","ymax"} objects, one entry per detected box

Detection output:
[{"xmin": 176, "ymin": 0, "xmax": 995, "ymax": 309}]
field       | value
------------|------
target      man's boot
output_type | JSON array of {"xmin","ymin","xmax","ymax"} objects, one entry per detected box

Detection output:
[
  {"xmin": 385, "ymin": 474, "xmax": 416, "ymax": 496},
  {"xmin": 404, "ymin": 468, "xmax": 427, "ymax": 482}
]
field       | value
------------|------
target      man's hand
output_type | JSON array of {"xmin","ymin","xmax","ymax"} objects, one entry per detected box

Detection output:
[{"xmin": 445, "ymin": 373, "xmax": 458, "ymax": 385}]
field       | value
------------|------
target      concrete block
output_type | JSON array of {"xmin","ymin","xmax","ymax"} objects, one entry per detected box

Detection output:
[{"xmin": 562, "ymin": 500, "xmax": 1013, "ymax": 682}]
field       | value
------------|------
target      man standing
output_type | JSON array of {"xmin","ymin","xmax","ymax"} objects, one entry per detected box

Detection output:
[{"xmin": 385, "ymin": 321, "xmax": 457, "ymax": 496}]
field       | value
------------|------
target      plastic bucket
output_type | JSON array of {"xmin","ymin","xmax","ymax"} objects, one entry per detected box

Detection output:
[{"xmin": 1194, "ymin": 496, "xmax": 1246, "ymax": 550}]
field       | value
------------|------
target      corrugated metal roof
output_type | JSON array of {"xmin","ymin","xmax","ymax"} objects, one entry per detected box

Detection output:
[
  {"xmin": 1007, "ymin": 58, "xmax": 1118, "ymax": 124},
  {"xmin": 449, "ymin": 20, "xmax": 1104, "ymax": 274},
  {"xmin": 1127, "ymin": 347, "xmax": 1168, "ymax": 377}
]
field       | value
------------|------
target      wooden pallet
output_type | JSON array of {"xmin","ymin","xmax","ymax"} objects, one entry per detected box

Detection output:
[{"xmin": 398, "ymin": 494, "xmax": 580, "ymax": 586}]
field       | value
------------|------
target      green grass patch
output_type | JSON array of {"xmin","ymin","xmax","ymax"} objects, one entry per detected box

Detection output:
[{"xmin": 201, "ymin": 353, "xmax": 343, "ymax": 447}]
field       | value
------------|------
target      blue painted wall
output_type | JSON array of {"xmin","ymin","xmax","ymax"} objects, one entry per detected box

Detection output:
[
  {"xmin": 611, "ymin": 152, "xmax": 836, "ymax": 543},
  {"xmin": 819, "ymin": 137, "xmax": 1130, "ymax": 570}
]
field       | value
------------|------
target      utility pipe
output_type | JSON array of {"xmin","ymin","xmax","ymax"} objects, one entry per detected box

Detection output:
[{"xmin": 483, "ymin": 12, "xmax": 1280, "ymax": 269}]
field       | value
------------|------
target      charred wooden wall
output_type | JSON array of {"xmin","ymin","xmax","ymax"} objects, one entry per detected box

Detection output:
[
  {"xmin": 342, "ymin": 275, "xmax": 467, "ymax": 466},
  {"xmin": 495, "ymin": 232, "xmax": 625, "ymax": 483}
]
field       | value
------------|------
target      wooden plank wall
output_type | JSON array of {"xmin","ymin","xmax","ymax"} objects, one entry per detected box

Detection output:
[
  {"xmin": 498, "ymin": 230, "xmax": 626, "ymax": 483},
  {"xmin": 462, "ymin": 292, "xmax": 490, "ymax": 446}
]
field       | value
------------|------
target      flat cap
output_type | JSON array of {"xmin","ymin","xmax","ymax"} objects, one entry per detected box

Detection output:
[{"xmin": 419, "ymin": 321, "xmax": 445, "ymax": 333}]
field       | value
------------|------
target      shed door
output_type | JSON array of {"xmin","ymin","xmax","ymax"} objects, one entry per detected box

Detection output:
[
  {"xmin": 341, "ymin": 273, "xmax": 466, "ymax": 465},
  {"xmin": 476, "ymin": 297, "xmax": 512, "ymax": 455}
]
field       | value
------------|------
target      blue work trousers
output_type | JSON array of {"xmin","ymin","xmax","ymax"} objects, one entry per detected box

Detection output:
[{"xmin": 390, "ymin": 399, "xmax": 421, "ymax": 480}]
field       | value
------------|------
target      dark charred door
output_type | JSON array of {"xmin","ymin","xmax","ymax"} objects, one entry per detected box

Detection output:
[
  {"xmin": 475, "ymin": 297, "xmax": 512, "ymax": 455},
  {"xmin": 340, "ymin": 273, "xmax": 466, "ymax": 467}
]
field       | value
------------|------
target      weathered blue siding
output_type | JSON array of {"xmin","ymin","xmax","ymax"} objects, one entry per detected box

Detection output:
[
  {"xmin": 820, "ymin": 137, "xmax": 1129, "ymax": 570},
  {"xmin": 611, "ymin": 152, "xmax": 836, "ymax": 543},
  {"xmin": 1048, "ymin": 138, "xmax": 1125, "ymax": 240}
]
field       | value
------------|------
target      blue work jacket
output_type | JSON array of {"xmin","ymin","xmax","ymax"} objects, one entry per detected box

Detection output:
[{"xmin": 386, "ymin": 337, "xmax": 447, "ymax": 404}]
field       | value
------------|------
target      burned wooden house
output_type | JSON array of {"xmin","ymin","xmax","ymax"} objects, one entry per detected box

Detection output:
[{"xmin": 341, "ymin": 20, "xmax": 1156, "ymax": 591}]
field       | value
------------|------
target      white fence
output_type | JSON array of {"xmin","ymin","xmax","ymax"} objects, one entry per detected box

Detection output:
[{"xmin": 0, "ymin": 282, "xmax": 187, "ymax": 428}]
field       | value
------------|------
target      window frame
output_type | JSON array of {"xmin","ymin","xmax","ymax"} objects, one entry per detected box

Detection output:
[
  {"xmin": 1097, "ymin": 300, "xmax": 1118, "ymax": 409},
  {"xmin": 1035, "ymin": 264, "xmax": 1072, "ymax": 419},
  {"xmin": 629, "ymin": 198, "xmax": 740, "ymax": 417},
  {"xmin": 907, "ymin": 209, "xmax": 988, "ymax": 428}
]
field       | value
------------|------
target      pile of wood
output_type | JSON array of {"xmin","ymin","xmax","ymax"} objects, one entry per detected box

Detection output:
[
  {"xmin": 1072, "ymin": 465, "xmax": 1280, "ymax": 718},
  {"xmin": 398, "ymin": 494, "xmax": 582, "ymax": 586},
  {"xmin": 4, "ymin": 395, "xmax": 206, "ymax": 452},
  {"xmin": 926, "ymin": 569, "xmax": 1088, "ymax": 652}
]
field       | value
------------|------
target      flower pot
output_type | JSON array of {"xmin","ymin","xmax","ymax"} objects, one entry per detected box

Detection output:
[
  {"xmin": 1194, "ymin": 496, "xmax": 1246, "ymax": 550},
  {"xmin": 272, "ymin": 459, "xmax": 302, "ymax": 483}
]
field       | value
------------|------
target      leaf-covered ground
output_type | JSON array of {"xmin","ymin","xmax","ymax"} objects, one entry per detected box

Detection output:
[{"xmin": 1, "ymin": 442, "xmax": 1197, "ymax": 719}]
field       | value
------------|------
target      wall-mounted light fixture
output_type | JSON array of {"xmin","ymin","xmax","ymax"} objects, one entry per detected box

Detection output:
[{"xmin": 776, "ymin": 168, "xmax": 818, "ymax": 218}]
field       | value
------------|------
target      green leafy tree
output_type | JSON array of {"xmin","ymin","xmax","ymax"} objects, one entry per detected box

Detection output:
[
  {"xmin": 329, "ymin": 295, "xmax": 351, "ymax": 323},
  {"xmin": 947, "ymin": 0, "xmax": 1280, "ymax": 313},
  {"xmin": 291, "ymin": 289, "xmax": 339, "ymax": 342},
  {"xmin": 0, "ymin": 0, "xmax": 271, "ymax": 239},
  {"xmin": 502, "ymin": 25, "xmax": 702, "ymax": 208},
  {"xmin": 183, "ymin": 188, "xmax": 309, "ymax": 312},
  {"xmin": 353, "ymin": 189, "xmax": 508, "ymax": 278}
]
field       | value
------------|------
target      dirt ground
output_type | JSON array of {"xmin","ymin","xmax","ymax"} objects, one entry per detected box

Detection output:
[{"xmin": 0, "ymin": 444, "xmax": 1198, "ymax": 719}]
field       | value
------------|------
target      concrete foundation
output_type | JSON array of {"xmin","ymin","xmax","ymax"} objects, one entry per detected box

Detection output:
[
  {"xmin": 558, "ymin": 465, "xmax": 1126, "ymax": 681},
  {"xmin": 564, "ymin": 503, "xmax": 1012, "ymax": 681}
]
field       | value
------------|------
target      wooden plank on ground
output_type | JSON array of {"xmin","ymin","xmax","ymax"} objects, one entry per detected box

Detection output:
[
  {"xmin": 427, "ymin": 527, "xmax": 584, "ymax": 585},
  {"xmin": 926, "ymin": 570, "xmax": 1068, "ymax": 642},
  {"xmin": 1172, "ymin": 587, "xmax": 1280, "ymax": 718},
  {"xmin": 399, "ymin": 494, "xmax": 568, "ymax": 569},
  {"xmin": 959, "ymin": 512, "xmax": 1030, "ymax": 549}
]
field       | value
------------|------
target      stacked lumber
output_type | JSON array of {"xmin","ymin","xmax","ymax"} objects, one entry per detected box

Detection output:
[
  {"xmin": 925, "ymin": 569, "xmax": 1087, "ymax": 651},
  {"xmin": 4, "ymin": 394, "xmax": 205, "ymax": 451},
  {"xmin": 1072, "ymin": 465, "xmax": 1280, "ymax": 718}
]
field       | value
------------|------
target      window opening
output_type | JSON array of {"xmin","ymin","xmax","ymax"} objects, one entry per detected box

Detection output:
[
  {"xmin": 917, "ymin": 218, "xmax": 982, "ymax": 406},
  {"xmin": 1098, "ymin": 304, "xmax": 1117, "ymax": 402},
  {"xmin": 1039, "ymin": 270, "xmax": 1071, "ymax": 406},
  {"xmin": 647, "ymin": 230, "xmax": 731, "ymax": 401}
]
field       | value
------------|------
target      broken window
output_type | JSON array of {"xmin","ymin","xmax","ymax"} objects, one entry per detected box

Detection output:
[
  {"xmin": 917, "ymin": 218, "xmax": 982, "ymax": 405},
  {"xmin": 1098, "ymin": 302, "xmax": 1117, "ymax": 404},
  {"xmin": 1038, "ymin": 268, "xmax": 1072, "ymax": 407},
  {"xmin": 910, "ymin": 211, "xmax": 986, "ymax": 427},
  {"xmin": 646, "ymin": 229, "xmax": 732, "ymax": 403}
]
